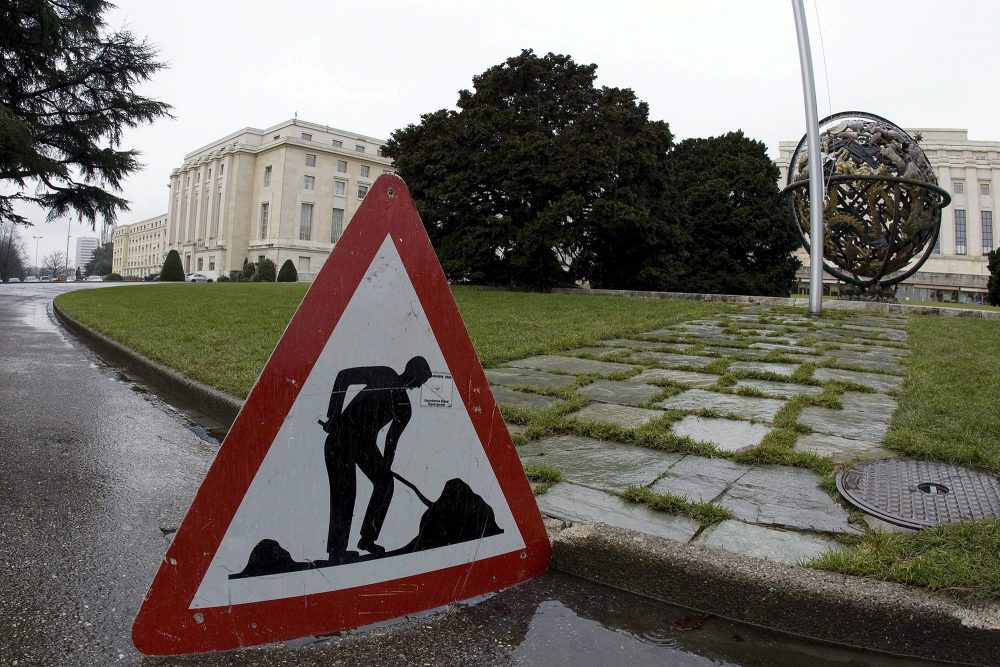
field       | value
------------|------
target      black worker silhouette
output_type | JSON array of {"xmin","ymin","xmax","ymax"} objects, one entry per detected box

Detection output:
[
  {"xmin": 230, "ymin": 356, "xmax": 504, "ymax": 579},
  {"xmin": 320, "ymin": 356, "xmax": 433, "ymax": 562}
]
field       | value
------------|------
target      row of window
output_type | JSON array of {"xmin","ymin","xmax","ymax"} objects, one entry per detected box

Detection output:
[
  {"xmin": 258, "ymin": 203, "xmax": 347, "ymax": 243},
  {"xmin": 263, "ymin": 160, "xmax": 373, "ymax": 188},
  {"xmin": 937, "ymin": 209, "xmax": 993, "ymax": 255},
  {"xmin": 185, "ymin": 164, "xmax": 224, "ymax": 186},
  {"xmin": 297, "ymin": 131, "xmax": 380, "ymax": 156},
  {"xmin": 953, "ymin": 180, "xmax": 991, "ymax": 196},
  {"xmin": 302, "ymin": 175, "xmax": 369, "ymax": 198}
]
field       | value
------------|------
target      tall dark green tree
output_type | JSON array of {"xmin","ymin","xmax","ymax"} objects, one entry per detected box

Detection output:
[
  {"xmin": 253, "ymin": 257, "xmax": 276, "ymax": 282},
  {"xmin": 384, "ymin": 50, "xmax": 681, "ymax": 289},
  {"xmin": 664, "ymin": 132, "xmax": 801, "ymax": 296},
  {"xmin": 277, "ymin": 259, "xmax": 298, "ymax": 282},
  {"xmin": 159, "ymin": 248, "xmax": 184, "ymax": 281},
  {"xmin": 84, "ymin": 240, "xmax": 112, "ymax": 275},
  {"xmin": 987, "ymin": 249, "xmax": 1000, "ymax": 307},
  {"xmin": 0, "ymin": 0, "xmax": 171, "ymax": 228}
]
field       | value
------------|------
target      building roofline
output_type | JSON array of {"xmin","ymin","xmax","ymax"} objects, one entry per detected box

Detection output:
[{"xmin": 182, "ymin": 119, "xmax": 387, "ymax": 160}]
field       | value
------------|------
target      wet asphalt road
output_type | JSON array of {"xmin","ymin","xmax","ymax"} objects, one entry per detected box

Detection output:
[{"xmin": 0, "ymin": 283, "xmax": 944, "ymax": 667}]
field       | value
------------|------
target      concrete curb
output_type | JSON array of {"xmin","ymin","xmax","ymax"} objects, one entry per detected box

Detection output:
[
  {"xmin": 551, "ymin": 523, "xmax": 1000, "ymax": 665},
  {"xmin": 54, "ymin": 299, "xmax": 1000, "ymax": 664},
  {"xmin": 552, "ymin": 287, "xmax": 1000, "ymax": 319},
  {"xmin": 53, "ymin": 301, "xmax": 244, "ymax": 426}
]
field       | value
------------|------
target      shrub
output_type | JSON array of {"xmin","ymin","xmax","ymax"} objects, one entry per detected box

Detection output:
[
  {"xmin": 254, "ymin": 258, "xmax": 277, "ymax": 282},
  {"xmin": 160, "ymin": 249, "xmax": 185, "ymax": 281},
  {"xmin": 988, "ymin": 249, "xmax": 1000, "ymax": 307},
  {"xmin": 217, "ymin": 274, "xmax": 230, "ymax": 282},
  {"xmin": 104, "ymin": 273, "xmax": 123, "ymax": 281},
  {"xmin": 228, "ymin": 270, "xmax": 241, "ymax": 282},
  {"xmin": 277, "ymin": 259, "xmax": 298, "ymax": 282},
  {"xmin": 240, "ymin": 258, "xmax": 256, "ymax": 281}
]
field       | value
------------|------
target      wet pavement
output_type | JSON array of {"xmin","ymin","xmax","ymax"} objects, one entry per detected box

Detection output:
[{"xmin": 0, "ymin": 284, "xmax": 939, "ymax": 665}]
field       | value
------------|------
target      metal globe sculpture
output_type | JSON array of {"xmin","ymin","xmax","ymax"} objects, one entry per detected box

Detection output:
[{"xmin": 780, "ymin": 111, "xmax": 950, "ymax": 293}]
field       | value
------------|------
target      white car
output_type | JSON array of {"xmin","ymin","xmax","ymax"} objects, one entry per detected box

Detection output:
[
  {"xmin": 8, "ymin": 277, "xmax": 21, "ymax": 283},
  {"xmin": 185, "ymin": 273, "xmax": 210, "ymax": 283},
  {"xmin": 24, "ymin": 276, "xmax": 39, "ymax": 283},
  {"xmin": 86, "ymin": 275, "xmax": 104, "ymax": 282}
]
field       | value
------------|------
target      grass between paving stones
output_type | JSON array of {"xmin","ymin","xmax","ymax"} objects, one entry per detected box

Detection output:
[
  {"xmin": 522, "ymin": 462, "xmax": 563, "ymax": 495},
  {"xmin": 882, "ymin": 315, "xmax": 1000, "ymax": 474},
  {"xmin": 620, "ymin": 485, "xmax": 734, "ymax": 525},
  {"xmin": 55, "ymin": 284, "xmax": 725, "ymax": 398},
  {"xmin": 810, "ymin": 520, "xmax": 1000, "ymax": 602}
]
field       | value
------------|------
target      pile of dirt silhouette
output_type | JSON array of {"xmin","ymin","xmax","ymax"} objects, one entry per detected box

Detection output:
[{"xmin": 403, "ymin": 478, "xmax": 503, "ymax": 552}]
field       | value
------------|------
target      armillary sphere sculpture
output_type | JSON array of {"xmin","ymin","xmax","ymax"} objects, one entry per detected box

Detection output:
[{"xmin": 780, "ymin": 111, "xmax": 951, "ymax": 295}]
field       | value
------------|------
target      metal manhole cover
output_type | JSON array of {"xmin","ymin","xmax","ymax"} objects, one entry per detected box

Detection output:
[{"xmin": 836, "ymin": 460, "xmax": 1000, "ymax": 529}]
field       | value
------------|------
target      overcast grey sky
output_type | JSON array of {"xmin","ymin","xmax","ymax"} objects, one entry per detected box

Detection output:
[{"xmin": 18, "ymin": 0, "xmax": 1000, "ymax": 264}]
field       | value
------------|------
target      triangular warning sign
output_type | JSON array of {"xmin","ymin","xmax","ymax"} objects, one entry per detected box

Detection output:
[{"xmin": 132, "ymin": 175, "xmax": 551, "ymax": 655}]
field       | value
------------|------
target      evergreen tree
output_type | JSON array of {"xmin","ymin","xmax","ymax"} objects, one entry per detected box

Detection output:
[
  {"xmin": 384, "ymin": 49, "xmax": 679, "ymax": 289},
  {"xmin": 84, "ymin": 242, "xmax": 112, "ymax": 275},
  {"xmin": 987, "ymin": 249, "xmax": 1000, "ymax": 307},
  {"xmin": 159, "ymin": 249, "xmax": 184, "ymax": 281},
  {"xmin": 240, "ymin": 257, "xmax": 256, "ymax": 281},
  {"xmin": 664, "ymin": 132, "xmax": 801, "ymax": 296},
  {"xmin": 253, "ymin": 258, "xmax": 276, "ymax": 282},
  {"xmin": 277, "ymin": 259, "xmax": 298, "ymax": 282},
  {"xmin": 0, "ymin": 0, "xmax": 172, "ymax": 228}
]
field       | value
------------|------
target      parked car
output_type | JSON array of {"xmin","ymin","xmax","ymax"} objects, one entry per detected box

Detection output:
[
  {"xmin": 185, "ymin": 273, "xmax": 210, "ymax": 283},
  {"xmin": 8, "ymin": 277, "xmax": 21, "ymax": 283},
  {"xmin": 86, "ymin": 275, "xmax": 104, "ymax": 282},
  {"xmin": 25, "ymin": 276, "xmax": 39, "ymax": 283},
  {"xmin": 39, "ymin": 275, "xmax": 51, "ymax": 282}
]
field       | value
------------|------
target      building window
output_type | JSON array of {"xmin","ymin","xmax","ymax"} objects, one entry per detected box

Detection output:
[
  {"xmin": 300, "ymin": 203, "xmax": 313, "ymax": 240},
  {"xmin": 259, "ymin": 203, "xmax": 269, "ymax": 239},
  {"xmin": 376, "ymin": 147, "xmax": 382, "ymax": 157},
  {"xmin": 197, "ymin": 257, "xmax": 203, "ymax": 271},
  {"xmin": 220, "ymin": 164, "xmax": 224, "ymax": 176},
  {"xmin": 196, "ymin": 172, "xmax": 201, "ymax": 183},
  {"xmin": 332, "ymin": 139, "xmax": 343, "ymax": 148},
  {"xmin": 954, "ymin": 180, "xmax": 964, "ymax": 195},
  {"xmin": 360, "ymin": 165, "xmax": 370, "ymax": 178},
  {"xmin": 301, "ymin": 132, "xmax": 312, "ymax": 141},
  {"xmin": 334, "ymin": 179, "xmax": 346, "ymax": 196},
  {"xmin": 933, "ymin": 231, "xmax": 941, "ymax": 254},
  {"xmin": 299, "ymin": 256, "xmax": 311, "ymax": 272},
  {"xmin": 264, "ymin": 165, "xmax": 272, "ymax": 187},
  {"xmin": 955, "ymin": 209, "xmax": 967, "ymax": 255},
  {"xmin": 209, "ymin": 256, "xmax": 216, "ymax": 271},
  {"xmin": 981, "ymin": 182, "xmax": 991, "ymax": 196},
  {"xmin": 304, "ymin": 175, "xmax": 315, "ymax": 190},
  {"xmin": 337, "ymin": 160, "xmax": 347, "ymax": 173},
  {"xmin": 355, "ymin": 144, "xmax": 365, "ymax": 153},
  {"xmin": 976, "ymin": 154, "xmax": 987, "ymax": 162},
  {"xmin": 332, "ymin": 207, "xmax": 344, "ymax": 242},
  {"xmin": 358, "ymin": 184, "xmax": 368, "ymax": 200},
  {"xmin": 983, "ymin": 211, "xmax": 994, "ymax": 254},
  {"xmin": 258, "ymin": 255, "xmax": 265, "ymax": 264},
  {"xmin": 305, "ymin": 153, "xmax": 316, "ymax": 167},
  {"xmin": 207, "ymin": 168, "xmax": 211, "ymax": 178}
]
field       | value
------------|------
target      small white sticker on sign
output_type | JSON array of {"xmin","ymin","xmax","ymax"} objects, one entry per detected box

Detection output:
[{"xmin": 421, "ymin": 372, "xmax": 453, "ymax": 407}]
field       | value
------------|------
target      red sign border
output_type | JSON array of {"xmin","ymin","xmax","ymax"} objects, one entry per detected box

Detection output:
[{"xmin": 132, "ymin": 175, "xmax": 551, "ymax": 655}]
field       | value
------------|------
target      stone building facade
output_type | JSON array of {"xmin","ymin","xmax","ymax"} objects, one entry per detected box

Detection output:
[
  {"xmin": 111, "ymin": 213, "xmax": 168, "ymax": 278},
  {"xmin": 165, "ymin": 119, "xmax": 393, "ymax": 280},
  {"xmin": 777, "ymin": 128, "xmax": 998, "ymax": 304}
]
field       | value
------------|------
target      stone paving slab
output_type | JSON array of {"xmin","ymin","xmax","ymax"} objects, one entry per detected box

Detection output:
[
  {"xmin": 491, "ymin": 386, "xmax": 562, "ymax": 411},
  {"xmin": 826, "ymin": 341, "xmax": 910, "ymax": 356},
  {"xmin": 672, "ymin": 415, "xmax": 771, "ymax": 452},
  {"xmin": 794, "ymin": 432, "xmax": 897, "ymax": 463},
  {"xmin": 826, "ymin": 349, "xmax": 906, "ymax": 365},
  {"xmin": 732, "ymin": 378, "xmax": 823, "ymax": 399},
  {"xmin": 749, "ymin": 342, "xmax": 818, "ymax": 354},
  {"xmin": 812, "ymin": 367, "xmax": 904, "ymax": 392},
  {"xmin": 659, "ymin": 389, "xmax": 784, "ymax": 422},
  {"xmin": 537, "ymin": 482, "xmax": 701, "ymax": 542},
  {"xmin": 629, "ymin": 351, "xmax": 716, "ymax": 368},
  {"xmin": 629, "ymin": 368, "xmax": 720, "ymax": 388},
  {"xmin": 718, "ymin": 465, "xmax": 861, "ymax": 535},
  {"xmin": 568, "ymin": 402, "xmax": 665, "ymax": 429},
  {"xmin": 565, "ymin": 346, "xmax": 630, "ymax": 359},
  {"xmin": 842, "ymin": 324, "xmax": 907, "ymax": 341},
  {"xmin": 602, "ymin": 339, "xmax": 690, "ymax": 352},
  {"xmin": 797, "ymin": 391, "xmax": 896, "ymax": 443},
  {"xmin": 702, "ymin": 346, "xmax": 772, "ymax": 359},
  {"xmin": 825, "ymin": 358, "xmax": 904, "ymax": 375},
  {"xmin": 579, "ymin": 379, "xmax": 662, "ymax": 407},
  {"xmin": 485, "ymin": 366, "xmax": 577, "ymax": 390},
  {"xmin": 693, "ymin": 520, "xmax": 846, "ymax": 565},
  {"xmin": 651, "ymin": 455, "xmax": 751, "ymax": 503},
  {"xmin": 729, "ymin": 361, "xmax": 799, "ymax": 378},
  {"xmin": 507, "ymin": 355, "xmax": 634, "ymax": 376},
  {"xmin": 519, "ymin": 435, "xmax": 682, "ymax": 492}
]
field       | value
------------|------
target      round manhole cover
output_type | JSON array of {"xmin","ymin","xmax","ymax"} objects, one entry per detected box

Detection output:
[{"xmin": 836, "ymin": 460, "xmax": 1000, "ymax": 529}]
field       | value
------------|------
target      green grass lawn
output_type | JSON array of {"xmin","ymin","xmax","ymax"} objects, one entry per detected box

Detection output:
[{"xmin": 55, "ymin": 284, "xmax": 724, "ymax": 398}]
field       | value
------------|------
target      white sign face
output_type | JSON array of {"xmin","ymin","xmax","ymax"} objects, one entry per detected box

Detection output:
[
  {"xmin": 191, "ymin": 236, "xmax": 525, "ymax": 609},
  {"xmin": 421, "ymin": 373, "xmax": 454, "ymax": 407}
]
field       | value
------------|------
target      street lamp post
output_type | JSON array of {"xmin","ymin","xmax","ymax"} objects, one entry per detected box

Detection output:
[{"xmin": 32, "ymin": 235, "xmax": 41, "ymax": 275}]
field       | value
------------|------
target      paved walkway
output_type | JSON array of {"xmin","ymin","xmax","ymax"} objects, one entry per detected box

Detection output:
[{"xmin": 497, "ymin": 307, "xmax": 911, "ymax": 565}]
